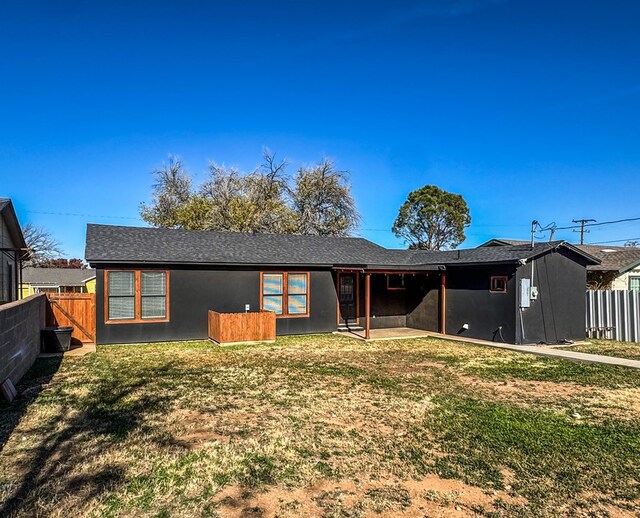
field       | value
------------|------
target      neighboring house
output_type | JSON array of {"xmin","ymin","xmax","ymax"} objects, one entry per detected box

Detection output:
[
  {"xmin": 480, "ymin": 239, "xmax": 640, "ymax": 290},
  {"xmin": 0, "ymin": 198, "xmax": 29, "ymax": 304},
  {"xmin": 85, "ymin": 224, "xmax": 599, "ymax": 346},
  {"xmin": 20, "ymin": 267, "xmax": 96, "ymax": 297}
]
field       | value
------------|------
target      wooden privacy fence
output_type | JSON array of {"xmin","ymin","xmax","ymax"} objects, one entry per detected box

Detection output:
[
  {"xmin": 586, "ymin": 290, "xmax": 640, "ymax": 342},
  {"xmin": 208, "ymin": 310, "xmax": 276, "ymax": 345},
  {"xmin": 46, "ymin": 293, "xmax": 96, "ymax": 344}
]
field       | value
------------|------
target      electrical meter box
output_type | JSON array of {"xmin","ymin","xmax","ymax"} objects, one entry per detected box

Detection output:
[{"xmin": 520, "ymin": 279, "xmax": 531, "ymax": 308}]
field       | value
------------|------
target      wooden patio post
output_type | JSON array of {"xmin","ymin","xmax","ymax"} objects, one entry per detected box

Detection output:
[
  {"xmin": 365, "ymin": 272, "xmax": 371, "ymax": 340},
  {"xmin": 440, "ymin": 271, "xmax": 447, "ymax": 335}
]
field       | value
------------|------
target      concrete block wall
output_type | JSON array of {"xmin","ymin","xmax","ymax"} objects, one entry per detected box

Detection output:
[{"xmin": 0, "ymin": 294, "xmax": 46, "ymax": 386}]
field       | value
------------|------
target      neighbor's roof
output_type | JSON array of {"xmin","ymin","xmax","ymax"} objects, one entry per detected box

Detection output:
[
  {"xmin": 0, "ymin": 198, "xmax": 27, "ymax": 250},
  {"xmin": 22, "ymin": 267, "xmax": 96, "ymax": 286},
  {"xmin": 478, "ymin": 238, "xmax": 530, "ymax": 247},
  {"xmin": 85, "ymin": 224, "xmax": 600, "ymax": 269},
  {"xmin": 574, "ymin": 244, "xmax": 640, "ymax": 273}
]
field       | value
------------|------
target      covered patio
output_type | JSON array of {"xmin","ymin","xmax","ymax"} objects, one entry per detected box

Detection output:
[{"xmin": 333, "ymin": 266, "xmax": 447, "ymax": 340}]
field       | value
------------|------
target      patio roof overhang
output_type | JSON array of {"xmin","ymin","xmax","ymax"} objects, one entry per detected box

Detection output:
[{"xmin": 332, "ymin": 264, "xmax": 445, "ymax": 272}]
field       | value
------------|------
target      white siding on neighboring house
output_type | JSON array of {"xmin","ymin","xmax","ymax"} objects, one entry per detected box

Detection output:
[{"xmin": 611, "ymin": 268, "xmax": 640, "ymax": 290}]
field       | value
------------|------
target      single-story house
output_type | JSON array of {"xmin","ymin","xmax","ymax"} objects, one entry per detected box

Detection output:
[
  {"xmin": 86, "ymin": 224, "xmax": 599, "ymax": 346},
  {"xmin": 480, "ymin": 239, "xmax": 640, "ymax": 290},
  {"xmin": 0, "ymin": 198, "xmax": 29, "ymax": 305},
  {"xmin": 20, "ymin": 267, "xmax": 96, "ymax": 297}
]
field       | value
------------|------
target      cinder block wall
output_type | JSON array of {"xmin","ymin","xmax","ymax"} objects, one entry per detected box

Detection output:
[{"xmin": 0, "ymin": 294, "xmax": 46, "ymax": 386}]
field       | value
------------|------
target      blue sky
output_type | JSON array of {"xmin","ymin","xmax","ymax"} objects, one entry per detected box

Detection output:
[{"xmin": 2, "ymin": 0, "xmax": 640, "ymax": 258}]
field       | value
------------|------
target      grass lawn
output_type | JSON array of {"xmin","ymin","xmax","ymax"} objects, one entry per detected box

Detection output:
[
  {"xmin": 1, "ymin": 335, "xmax": 639, "ymax": 517},
  {"xmin": 569, "ymin": 339, "xmax": 640, "ymax": 361}
]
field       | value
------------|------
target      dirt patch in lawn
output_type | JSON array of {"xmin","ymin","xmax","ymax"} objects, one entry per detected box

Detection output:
[
  {"xmin": 214, "ymin": 474, "xmax": 528, "ymax": 517},
  {"xmin": 584, "ymin": 387, "xmax": 640, "ymax": 420},
  {"xmin": 172, "ymin": 408, "xmax": 231, "ymax": 449},
  {"xmin": 461, "ymin": 377, "xmax": 591, "ymax": 399}
]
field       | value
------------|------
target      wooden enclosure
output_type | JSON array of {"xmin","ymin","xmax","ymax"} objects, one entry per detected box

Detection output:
[
  {"xmin": 208, "ymin": 310, "xmax": 276, "ymax": 345},
  {"xmin": 46, "ymin": 293, "xmax": 96, "ymax": 344}
]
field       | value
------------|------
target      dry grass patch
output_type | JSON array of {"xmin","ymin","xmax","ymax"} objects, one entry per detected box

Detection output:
[{"xmin": 1, "ymin": 335, "xmax": 639, "ymax": 517}]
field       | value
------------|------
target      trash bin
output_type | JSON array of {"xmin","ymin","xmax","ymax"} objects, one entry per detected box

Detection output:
[{"xmin": 41, "ymin": 326, "xmax": 74, "ymax": 352}]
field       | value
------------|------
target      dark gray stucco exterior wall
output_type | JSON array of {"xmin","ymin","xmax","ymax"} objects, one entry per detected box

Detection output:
[
  {"xmin": 445, "ymin": 265, "xmax": 517, "ymax": 343},
  {"xmin": 516, "ymin": 250, "xmax": 588, "ymax": 343},
  {"xmin": 95, "ymin": 266, "xmax": 337, "ymax": 344},
  {"xmin": 360, "ymin": 273, "xmax": 439, "ymax": 331}
]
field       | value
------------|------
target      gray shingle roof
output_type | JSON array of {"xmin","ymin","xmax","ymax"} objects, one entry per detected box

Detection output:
[
  {"xmin": 22, "ymin": 267, "xmax": 96, "ymax": 286},
  {"xmin": 575, "ymin": 244, "xmax": 640, "ymax": 272},
  {"xmin": 478, "ymin": 238, "xmax": 530, "ymax": 247},
  {"xmin": 85, "ymin": 224, "xmax": 599, "ymax": 269}
]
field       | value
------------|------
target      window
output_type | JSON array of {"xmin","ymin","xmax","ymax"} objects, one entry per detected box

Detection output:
[
  {"xmin": 261, "ymin": 272, "xmax": 309, "ymax": 317},
  {"xmin": 108, "ymin": 271, "xmax": 135, "ymax": 320},
  {"xmin": 141, "ymin": 271, "xmax": 167, "ymax": 319},
  {"xmin": 630, "ymin": 277, "xmax": 640, "ymax": 291},
  {"xmin": 105, "ymin": 270, "xmax": 169, "ymax": 323},
  {"xmin": 387, "ymin": 274, "xmax": 405, "ymax": 290},
  {"xmin": 490, "ymin": 276, "xmax": 508, "ymax": 293},
  {"xmin": 262, "ymin": 273, "xmax": 284, "ymax": 315}
]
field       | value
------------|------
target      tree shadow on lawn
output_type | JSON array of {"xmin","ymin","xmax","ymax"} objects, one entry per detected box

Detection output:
[
  {"xmin": 0, "ymin": 359, "xmax": 179, "ymax": 517},
  {"xmin": 0, "ymin": 356, "xmax": 63, "ymax": 451}
]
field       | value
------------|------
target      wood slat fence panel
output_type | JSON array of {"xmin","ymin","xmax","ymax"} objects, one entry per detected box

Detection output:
[
  {"xmin": 208, "ymin": 310, "xmax": 276, "ymax": 344},
  {"xmin": 46, "ymin": 293, "xmax": 96, "ymax": 344},
  {"xmin": 586, "ymin": 290, "xmax": 640, "ymax": 342}
]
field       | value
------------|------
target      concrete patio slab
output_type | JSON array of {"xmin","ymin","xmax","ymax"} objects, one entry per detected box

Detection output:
[{"xmin": 40, "ymin": 343, "xmax": 96, "ymax": 358}]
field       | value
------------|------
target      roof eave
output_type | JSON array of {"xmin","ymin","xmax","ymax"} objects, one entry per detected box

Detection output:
[
  {"xmin": 619, "ymin": 258, "xmax": 640, "ymax": 274},
  {"xmin": 87, "ymin": 259, "xmax": 336, "ymax": 268}
]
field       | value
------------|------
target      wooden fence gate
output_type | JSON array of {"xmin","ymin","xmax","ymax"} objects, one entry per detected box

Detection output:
[{"xmin": 46, "ymin": 293, "xmax": 96, "ymax": 344}]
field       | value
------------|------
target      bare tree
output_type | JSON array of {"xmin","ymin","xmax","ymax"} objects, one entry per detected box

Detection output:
[
  {"xmin": 289, "ymin": 159, "xmax": 359, "ymax": 236},
  {"xmin": 140, "ymin": 150, "xmax": 360, "ymax": 236},
  {"xmin": 140, "ymin": 156, "xmax": 194, "ymax": 228},
  {"xmin": 22, "ymin": 223, "xmax": 63, "ymax": 266}
]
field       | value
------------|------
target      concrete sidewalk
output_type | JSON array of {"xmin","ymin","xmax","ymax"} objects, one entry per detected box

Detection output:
[{"xmin": 426, "ymin": 332, "xmax": 640, "ymax": 370}]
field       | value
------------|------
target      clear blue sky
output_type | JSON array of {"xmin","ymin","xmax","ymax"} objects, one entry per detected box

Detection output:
[{"xmin": 2, "ymin": 0, "xmax": 640, "ymax": 258}]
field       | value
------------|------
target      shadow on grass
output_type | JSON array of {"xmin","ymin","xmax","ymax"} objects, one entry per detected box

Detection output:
[
  {"xmin": 0, "ymin": 356, "xmax": 63, "ymax": 451},
  {"xmin": 0, "ymin": 358, "xmax": 178, "ymax": 517}
]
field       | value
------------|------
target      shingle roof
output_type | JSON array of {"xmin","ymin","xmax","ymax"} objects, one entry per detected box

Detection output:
[
  {"xmin": 85, "ymin": 224, "xmax": 600, "ymax": 269},
  {"xmin": 575, "ymin": 244, "xmax": 640, "ymax": 272},
  {"xmin": 22, "ymin": 267, "xmax": 96, "ymax": 286},
  {"xmin": 479, "ymin": 237, "xmax": 634, "ymax": 272},
  {"xmin": 478, "ymin": 238, "xmax": 530, "ymax": 247}
]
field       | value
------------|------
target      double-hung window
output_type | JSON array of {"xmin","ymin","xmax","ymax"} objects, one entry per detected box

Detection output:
[
  {"xmin": 105, "ymin": 270, "xmax": 169, "ymax": 323},
  {"xmin": 108, "ymin": 271, "xmax": 135, "ymax": 320},
  {"xmin": 261, "ymin": 272, "xmax": 309, "ymax": 317}
]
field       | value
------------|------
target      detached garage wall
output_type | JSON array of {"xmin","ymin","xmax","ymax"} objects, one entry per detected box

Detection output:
[
  {"xmin": 0, "ymin": 294, "xmax": 46, "ymax": 385},
  {"xmin": 95, "ymin": 266, "xmax": 338, "ymax": 344}
]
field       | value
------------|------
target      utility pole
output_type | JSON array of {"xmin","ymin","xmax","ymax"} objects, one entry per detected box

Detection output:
[
  {"xmin": 530, "ymin": 220, "xmax": 538, "ymax": 247},
  {"xmin": 572, "ymin": 219, "xmax": 596, "ymax": 245}
]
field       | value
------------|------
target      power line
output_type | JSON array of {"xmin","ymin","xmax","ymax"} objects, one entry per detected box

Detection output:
[
  {"xmin": 555, "ymin": 216, "xmax": 640, "ymax": 231},
  {"xmin": 24, "ymin": 210, "xmax": 143, "ymax": 221},
  {"xmin": 587, "ymin": 236, "xmax": 640, "ymax": 245}
]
